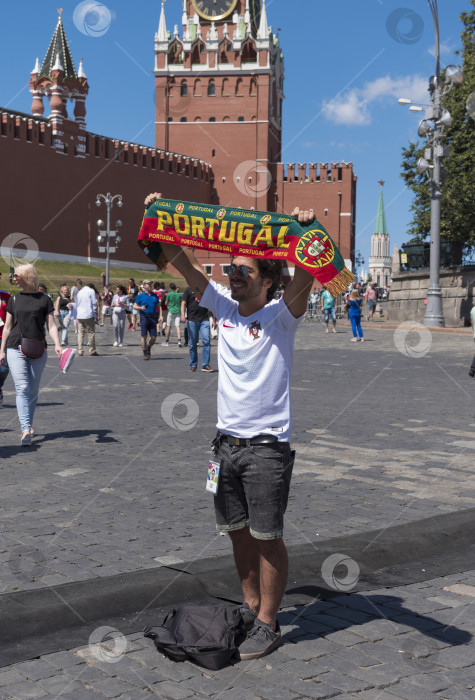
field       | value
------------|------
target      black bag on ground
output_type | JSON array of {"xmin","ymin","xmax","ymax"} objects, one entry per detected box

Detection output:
[{"xmin": 144, "ymin": 603, "xmax": 245, "ymax": 670}]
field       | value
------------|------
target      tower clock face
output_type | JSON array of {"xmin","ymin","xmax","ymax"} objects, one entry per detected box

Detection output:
[{"xmin": 191, "ymin": 0, "xmax": 238, "ymax": 21}]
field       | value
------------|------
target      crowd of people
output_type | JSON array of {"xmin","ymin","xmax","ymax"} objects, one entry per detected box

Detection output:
[
  {"xmin": 0, "ymin": 268, "xmax": 392, "ymax": 445},
  {"xmin": 0, "ymin": 269, "xmax": 219, "ymax": 446},
  {"xmin": 306, "ymin": 281, "xmax": 390, "ymax": 340}
]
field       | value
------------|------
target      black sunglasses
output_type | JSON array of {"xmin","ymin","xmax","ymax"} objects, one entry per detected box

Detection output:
[{"xmin": 227, "ymin": 264, "xmax": 253, "ymax": 278}]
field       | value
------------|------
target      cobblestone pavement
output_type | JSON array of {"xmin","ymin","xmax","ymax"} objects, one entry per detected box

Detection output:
[
  {"xmin": 1, "ymin": 570, "xmax": 475, "ymax": 699},
  {"xmin": 1, "ymin": 322, "xmax": 475, "ymax": 697}
]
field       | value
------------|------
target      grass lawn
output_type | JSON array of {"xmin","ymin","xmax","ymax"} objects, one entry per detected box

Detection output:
[{"xmin": 0, "ymin": 259, "xmax": 185, "ymax": 295}]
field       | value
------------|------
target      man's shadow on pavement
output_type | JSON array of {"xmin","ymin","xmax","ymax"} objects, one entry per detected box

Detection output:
[{"xmin": 281, "ymin": 587, "xmax": 471, "ymax": 657}]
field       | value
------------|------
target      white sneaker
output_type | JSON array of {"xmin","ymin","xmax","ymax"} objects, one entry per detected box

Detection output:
[
  {"xmin": 162, "ymin": 341, "xmax": 169, "ymax": 346},
  {"xmin": 351, "ymin": 337, "xmax": 358, "ymax": 342},
  {"xmin": 113, "ymin": 341, "xmax": 118, "ymax": 347},
  {"xmin": 360, "ymin": 338, "xmax": 365, "ymax": 342},
  {"xmin": 178, "ymin": 341, "xmax": 182, "ymax": 347},
  {"xmin": 119, "ymin": 343, "xmax": 123, "ymax": 347}
]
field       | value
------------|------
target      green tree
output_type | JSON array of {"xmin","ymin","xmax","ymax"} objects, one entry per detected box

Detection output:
[{"xmin": 400, "ymin": 0, "xmax": 475, "ymax": 258}]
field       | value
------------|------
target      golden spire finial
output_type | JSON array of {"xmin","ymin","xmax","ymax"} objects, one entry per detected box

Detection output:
[
  {"xmin": 57, "ymin": 8, "xmax": 63, "ymax": 17},
  {"xmin": 378, "ymin": 179, "xmax": 385, "ymax": 189}
]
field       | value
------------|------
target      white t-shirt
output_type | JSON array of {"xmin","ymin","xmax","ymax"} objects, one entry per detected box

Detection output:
[
  {"xmin": 201, "ymin": 280, "xmax": 302, "ymax": 442},
  {"xmin": 76, "ymin": 287, "xmax": 97, "ymax": 320}
]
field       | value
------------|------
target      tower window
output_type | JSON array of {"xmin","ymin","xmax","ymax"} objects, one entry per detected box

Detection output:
[
  {"xmin": 168, "ymin": 117, "xmax": 173, "ymax": 122},
  {"xmin": 180, "ymin": 83, "xmax": 188, "ymax": 96},
  {"xmin": 238, "ymin": 116, "xmax": 244, "ymax": 121},
  {"xmin": 209, "ymin": 117, "xmax": 216, "ymax": 122},
  {"xmin": 212, "ymin": 149, "xmax": 216, "ymax": 157},
  {"xmin": 180, "ymin": 117, "xmax": 187, "ymax": 122},
  {"xmin": 208, "ymin": 82, "xmax": 216, "ymax": 96},
  {"xmin": 200, "ymin": 44, "xmax": 204, "ymax": 53}
]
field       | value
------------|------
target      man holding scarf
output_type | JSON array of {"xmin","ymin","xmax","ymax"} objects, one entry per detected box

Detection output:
[{"xmin": 144, "ymin": 193, "xmax": 314, "ymax": 660}]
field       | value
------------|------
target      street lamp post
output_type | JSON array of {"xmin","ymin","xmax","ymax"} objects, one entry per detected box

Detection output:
[
  {"xmin": 95, "ymin": 193, "xmax": 123, "ymax": 286},
  {"xmin": 355, "ymin": 251, "xmax": 365, "ymax": 282},
  {"xmin": 398, "ymin": 0, "xmax": 463, "ymax": 327}
]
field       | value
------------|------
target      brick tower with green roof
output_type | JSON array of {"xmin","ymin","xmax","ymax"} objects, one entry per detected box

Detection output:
[
  {"xmin": 29, "ymin": 9, "xmax": 89, "ymax": 156},
  {"xmin": 369, "ymin": 180, "xmax": 391, "ymax": 288}
]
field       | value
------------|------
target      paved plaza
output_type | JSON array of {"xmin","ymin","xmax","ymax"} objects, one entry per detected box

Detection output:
[{"xmin": 1, "ymin": 321, "xmax": 475, "ymax": 698}]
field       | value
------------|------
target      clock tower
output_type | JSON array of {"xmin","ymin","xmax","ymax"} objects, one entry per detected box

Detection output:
[{"xmin": 154, "ymin": 0, "xmax": 283, "ymax": 211}]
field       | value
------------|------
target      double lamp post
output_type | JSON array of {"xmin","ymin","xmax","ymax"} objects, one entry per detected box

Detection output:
[
  {"xmin": 398, "ymin": 0, "xmax": 463, "ymax": 327},
  {"xmin": 95, "ymin": 192, "xmax": 123, "ymax": 287}
]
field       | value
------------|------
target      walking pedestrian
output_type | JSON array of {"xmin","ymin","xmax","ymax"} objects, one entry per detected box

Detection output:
[
  {"xmin": 0, "ymin": 271, "xmax": 11, "ymax": 408},
  {"xmin": 364, "ymin": 282, "xmax": 377, "ymax": 320},
  {"xmin": 348, "ymin": 289, "xmax": 364, "ymax": 342},
  {"xmin": 111, "ymin": 285, "xmax": 128, "ymax": 347},
  {"xmin": 69, "ymin": 279, "xmax": 82, "ymax": 334},
  {"xmin": 100, "ymin": 284, "xmax": 113, "ymax": 326},
  {"xmin": 0, "ymin": 263, "xmax": 62, "ymax": 445},
  {"xmin": 144, "ymin": 192, "xmax": 315, "ymax": 661},
  {"xmin": 162, "ymin": 283, "xmax": 182, "ymax": 347},
  {"xmin": 158, "ymin": 282, "xmax": 168, "ymax": 336},
  {"xmin": 76, "ymin": 283, "xmax": 99, "ymax": 356},
  {"xmin": 126, "ymin": 278, "xmax": 139, "ymax": 331},
  {"xmin": 321, "ymin": 288, "xmax": 337, "ymax": 334},
  {"xmin": 309, "ymin": 289, "xmax": 318, "ymax": 317},
  {"xmin": 469, "ymin": 301, "xmax": 475, "ymax": 378},
  {"xmin": 180, "ymin": 286, "xmax": 215, "ymax": 372},
  {"xmin": 134, "ymin": 280, "xmax": 159, "ymax": 360},
  {"xmin": 54, "ymin": 284, "xmax": 72, "ymax": 346}
]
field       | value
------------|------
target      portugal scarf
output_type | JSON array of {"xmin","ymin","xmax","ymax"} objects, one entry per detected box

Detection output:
[{"xmin": 138, "ymin": 198, "xmax": 353, "ymax": 297}]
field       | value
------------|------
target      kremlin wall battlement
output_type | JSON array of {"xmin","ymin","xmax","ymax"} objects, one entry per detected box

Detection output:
[
  {"xmin": 1, "ymin": 105, "xmax": 355, "ymax": 280},
  {"xmin": 0, "ymin": 107, "xmax": 212, "ymax": 272}
]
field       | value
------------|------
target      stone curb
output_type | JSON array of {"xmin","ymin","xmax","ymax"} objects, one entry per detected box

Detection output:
[
  {"xmin": 1, "ymin": 507, "xmax": 474, "ymax": 667},
  {"xmin": 337, "ymin": 320, "xmax": 472, "ymax": 334}
]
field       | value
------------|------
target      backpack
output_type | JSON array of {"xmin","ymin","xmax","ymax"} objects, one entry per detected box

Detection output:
[{"xmin": 144, "ymin": 604, "xmax": 246, "ymax": 670}]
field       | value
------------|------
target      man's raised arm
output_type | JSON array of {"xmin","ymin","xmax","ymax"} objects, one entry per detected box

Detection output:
[
  {"xmin": 144, "ymin": 193, "xmax": 209, "ymax": 295},
  {"xmin": 283, "ymin": 207, "xmax": 316, "ymax": 318}
]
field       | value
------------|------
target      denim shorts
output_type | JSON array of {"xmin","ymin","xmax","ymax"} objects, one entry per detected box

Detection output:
[
  {"xmin": 213, "ymin": 438, "xmax": 295, "ymax": 540},
  {"xmin": 139, "ymin": 314, "xmax": 158, "ymax": 336},
  {"xmin": 323, "ymin": 307, "xmax": 336, "ymax": 323}
]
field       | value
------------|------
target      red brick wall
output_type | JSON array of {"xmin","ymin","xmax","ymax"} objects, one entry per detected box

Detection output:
[{"xmin": 0, "ymin": 112, "xmax": 211, "ymax": 271}]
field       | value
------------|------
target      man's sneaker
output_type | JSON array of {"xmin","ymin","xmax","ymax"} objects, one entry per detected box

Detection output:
[
  {"xmin": 144, "ymin": 347, "xmax": 151, "ymax": 360},
  {"xmin": 178, "ymin": 340, "xmax": 182, "ymax": 347},
  {"xmin": 59, "ymin": 348, "xmax": 76, "ymax": 373},
  {"xmin": 239, "ymin": 603, "xmax": 258, "ymax": 633},
  {"xmin": 238, "ymin": 619, "xmax": 281, "ymax": 660},
  {"xmin": 0, "ymin": 389, "xmax": 3, "ymax": 408},
  {"xmin": 190, "ymin": 366, "xmax": 197, "ymax": 372},
  {"xmin": 113, "ymin": 341, "xmax": 118, "ymax": 347},
  {"xmin": 469, "ymin": 370, "xmax": 475, "ymax": 377},
  {"xmin": 201, "ymin": 365, "xmax": 214, "ymax": 372}
]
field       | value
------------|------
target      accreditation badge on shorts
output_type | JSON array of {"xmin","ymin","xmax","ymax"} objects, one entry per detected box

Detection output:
[{"xmin": 206, "ymin": 459, "xmax": 221, "ymax": 495}]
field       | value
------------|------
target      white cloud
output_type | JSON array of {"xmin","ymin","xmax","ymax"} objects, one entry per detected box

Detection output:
[
  {"xmin": 428, "ymin": 39, "xmax": 457, "ymax": 58},
  {"xmin": 322, "ymin": 74, "xmax": 428, "ymax": 126}
]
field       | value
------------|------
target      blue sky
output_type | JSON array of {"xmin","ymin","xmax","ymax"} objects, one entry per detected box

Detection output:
[{"xmin": 0, "ymin": 0, "xmax": 469, "ymax": 270}]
